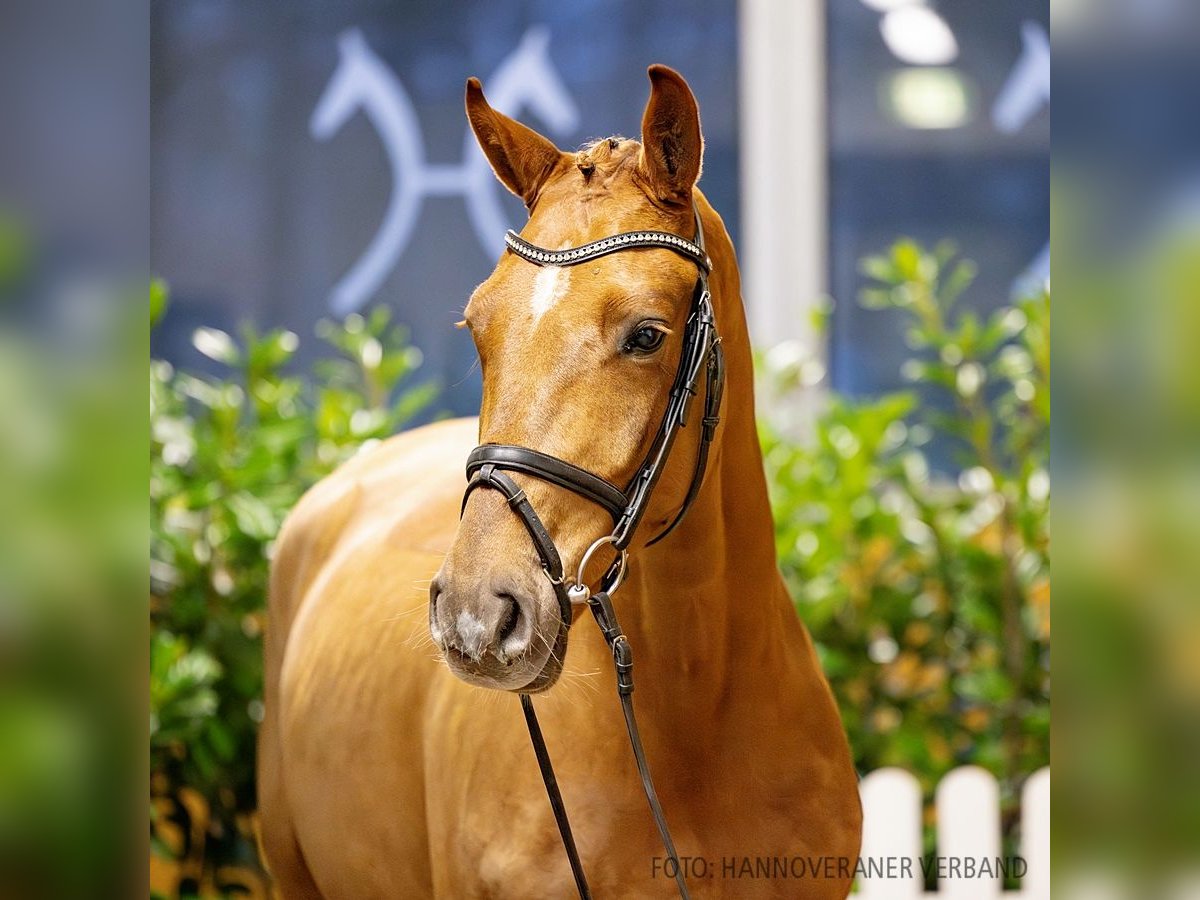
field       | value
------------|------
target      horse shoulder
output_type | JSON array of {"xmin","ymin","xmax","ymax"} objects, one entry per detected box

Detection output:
[
  {"xmin": 268, "ymin": 416, "xmax": 479, "ymax": 635},
  {"xmin": 260, "ymin": 418, "xmax": 477, "ymax": 890}
]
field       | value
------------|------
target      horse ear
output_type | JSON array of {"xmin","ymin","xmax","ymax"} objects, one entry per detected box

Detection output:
[
  {"xmin": 465, "ymin": 77, "xmax": 564, "ymax": 208},
  {"xmin": 637, "ymin": 65, "xmax": 703, "ymax": 205}
]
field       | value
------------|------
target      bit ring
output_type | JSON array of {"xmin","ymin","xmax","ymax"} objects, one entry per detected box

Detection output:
[{"xmin": 576, "ymin": 535, "xmax": 628, "ymax": 596}]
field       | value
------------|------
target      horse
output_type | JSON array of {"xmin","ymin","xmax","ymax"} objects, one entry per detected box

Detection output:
[{"xmin": 261, "ymin": 64, "xmax": 862, "ymax": 898}]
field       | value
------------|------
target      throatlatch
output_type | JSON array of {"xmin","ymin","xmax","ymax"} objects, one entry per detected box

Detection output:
[{"xmin": 460, "ymin": 201, "xmax": 722, "ymax": 900}]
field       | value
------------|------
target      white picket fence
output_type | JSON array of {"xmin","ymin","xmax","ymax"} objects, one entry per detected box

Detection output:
[{"xmin": 857, "ymin": 766, "xmax": 1050, "ymax": 899}]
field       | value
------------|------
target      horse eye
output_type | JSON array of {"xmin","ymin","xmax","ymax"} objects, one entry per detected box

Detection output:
[{"xmin": 623, "ymin": 326, "xmax": 667, "ymax": 355}]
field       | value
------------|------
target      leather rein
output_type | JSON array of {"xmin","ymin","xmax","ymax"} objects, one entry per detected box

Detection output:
[{"xmin": 459, "ymin": 202, "xmax": 723, "ymax": 899}]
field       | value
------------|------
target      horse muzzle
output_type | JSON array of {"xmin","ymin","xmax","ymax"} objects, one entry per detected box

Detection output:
[{"xmin": 429, "ymin": 558, "xmax": 567, "ymax": 692}]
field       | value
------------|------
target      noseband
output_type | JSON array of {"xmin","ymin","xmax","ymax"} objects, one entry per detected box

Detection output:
[{"xmin": 459, "ymin": 202, "xmax": 723, "ymax": 899}]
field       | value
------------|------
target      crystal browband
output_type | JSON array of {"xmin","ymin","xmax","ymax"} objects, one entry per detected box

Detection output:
[{"xmin": 504, "ymin": 228, "xmax": 711, "ymax": 272}]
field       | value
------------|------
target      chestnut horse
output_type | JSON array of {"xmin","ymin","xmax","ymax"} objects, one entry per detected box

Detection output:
[{"xmin": 259, "ymin": 66, "xmax": 861, "ymax": 898}]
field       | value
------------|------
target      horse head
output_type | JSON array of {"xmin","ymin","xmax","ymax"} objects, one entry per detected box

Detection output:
[{"xmin": 430, "ymin": 66, "xmax": 709, "ymax": 692}]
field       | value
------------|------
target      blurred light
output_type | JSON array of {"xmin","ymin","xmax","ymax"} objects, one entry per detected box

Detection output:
[
  {"xmin": 868, "ymin": 636, "xmax": 900, "ymax": 664},
  {"xmin": 881, "ymin": 67, "xmax": 973, "ymax": 129},
  {"xmin": 880, "ymin": 7, "xmax": 959, "ymax": 65},
  {"xmin": 859, "ymin": 0, "xmax": 925, "ymax": 11}
]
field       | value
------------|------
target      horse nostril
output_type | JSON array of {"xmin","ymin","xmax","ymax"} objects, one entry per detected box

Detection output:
[
  {"xmin": 428, "ymin": 576, "xmax": 445, "ymax": 644},
  {"xmin": 495, "ymin": 593, "xmax": 520, "ymax": 646},
  {"xmin": 430, "ymin": 577, "xmax": 533, "ymax": 666}
]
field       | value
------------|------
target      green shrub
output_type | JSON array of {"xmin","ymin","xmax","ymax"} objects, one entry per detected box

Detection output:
[
  {"xmin": 759, "ymin": 240, "xmax": 1050, "ymax": 874},
  {"xmin": 149, "ymin": 297, "xmax": 438, "ymax": 893}
]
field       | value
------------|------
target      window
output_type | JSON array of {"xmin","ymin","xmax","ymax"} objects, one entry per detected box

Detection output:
[{"xmin": 826, "ymin": 1, "xmax": 1049, "ymax": 397}]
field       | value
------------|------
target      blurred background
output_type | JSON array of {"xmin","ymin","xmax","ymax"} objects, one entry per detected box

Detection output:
[
  {"xmin": 7, "ymin": 0, "xmax": 1200, "ymax": 897},
  {"xmin": 149, "ymin": 0, "xmax": 1048, "ymax": 420},
  {"xmin": 146, "ymin": 1, "xmax": 1052, "ymax": 895}
]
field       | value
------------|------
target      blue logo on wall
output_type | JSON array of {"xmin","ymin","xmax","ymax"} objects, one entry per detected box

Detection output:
[{"xmin": 311, "ymin": 26, "xmax": 581, "ymax": 315}]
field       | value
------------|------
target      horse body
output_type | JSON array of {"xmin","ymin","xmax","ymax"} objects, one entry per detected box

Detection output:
[{"xmin": 262, "ymin": 67, "xmax": 860, "ymax": 899}]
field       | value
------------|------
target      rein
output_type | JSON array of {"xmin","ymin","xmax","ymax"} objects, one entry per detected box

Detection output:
[{"xmin": 459, "ymin": 202, "xmax": 723, "ymax": 900}]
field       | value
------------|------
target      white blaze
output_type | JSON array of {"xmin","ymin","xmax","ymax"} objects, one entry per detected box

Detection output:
[{"xmin": 529, "ymin": 265, "xmax": 570, "ymax": 321}]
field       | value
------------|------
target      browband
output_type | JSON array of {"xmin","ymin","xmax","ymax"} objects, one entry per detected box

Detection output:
[{"xmin": 504, "ymin": 228, "xmax": 711, "ymax": 273}]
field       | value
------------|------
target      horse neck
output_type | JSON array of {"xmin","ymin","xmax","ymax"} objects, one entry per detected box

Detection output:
[{"xmin": 615, "ymin": 200, "xmax": 794, "ymax": 713}]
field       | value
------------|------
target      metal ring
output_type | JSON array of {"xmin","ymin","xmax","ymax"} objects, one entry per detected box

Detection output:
[{"xmin": 576, "ymin": 535, "xmax": 628, "ymax": 595}]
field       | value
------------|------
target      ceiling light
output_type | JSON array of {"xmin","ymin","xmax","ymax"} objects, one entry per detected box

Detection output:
[
  {"xmin": 882, "ymin": 67, "xmax": 973, "ymax": 129},
  {"xmin": 859, "ymin": 0, "xmax": 925, "ymax": 11}
]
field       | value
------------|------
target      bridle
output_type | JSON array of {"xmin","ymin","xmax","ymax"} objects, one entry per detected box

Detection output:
[{"xmin": 459, "ymin": 201, "xmax": 723, "ymax": 899}]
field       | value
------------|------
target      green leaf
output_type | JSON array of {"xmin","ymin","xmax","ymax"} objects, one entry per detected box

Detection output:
[
  {"xmin": 226, "ymin": 492, "xmax": 278, "ymax": 541},
  {"xmin": 150, "ymin": 278, "xmax": 169, "ymax": 327},
  {"xmin": 893, "ymin": 240, "xmax": 922, "ymax": 280}
]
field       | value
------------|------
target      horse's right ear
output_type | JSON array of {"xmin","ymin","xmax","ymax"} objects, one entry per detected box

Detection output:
[{"xmin": 465, "ymin": 77, "xmax": 564, "ymax": 209}]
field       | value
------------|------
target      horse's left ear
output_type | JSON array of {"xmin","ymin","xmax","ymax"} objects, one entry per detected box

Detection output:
[
  {"xmin": 637, "ymin": 65, "xmax": 703, "ymax": 205},
  {"xmin": 465, "ymin": 76, "xmax": 565, "ymax": 209}
]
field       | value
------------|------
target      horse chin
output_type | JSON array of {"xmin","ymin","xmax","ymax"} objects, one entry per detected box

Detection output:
[
  {"xmin": 515, "ymin": 624, "xmax": 570, "ymax": 694},
  {"xmin": 443, "ymin": 623, "xmax": 569, "ymax": 694}
]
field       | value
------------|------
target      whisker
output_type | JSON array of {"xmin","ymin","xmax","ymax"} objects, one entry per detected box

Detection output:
[
  {"xmin": 403, "ymin": 630, "xmax": 437, "ymax": 652},
  {"xmin": 452, "ymin": 355, "xmax": 482, "ymax": 388}
]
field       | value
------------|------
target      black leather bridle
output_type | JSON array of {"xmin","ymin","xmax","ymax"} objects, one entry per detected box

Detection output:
[{"xmin": 459, "ymin": 202, "xmax": 723, "ymax": 899}]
